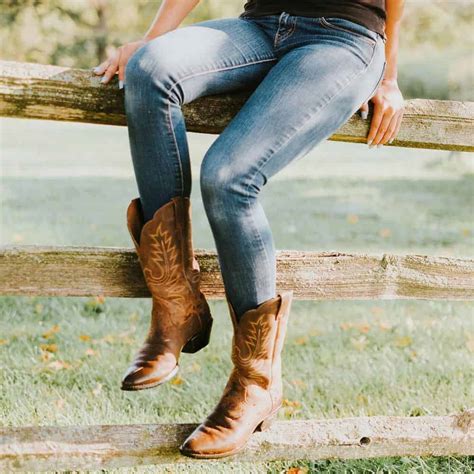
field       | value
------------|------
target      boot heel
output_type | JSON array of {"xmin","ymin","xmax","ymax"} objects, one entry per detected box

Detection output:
[
  {"xmin": 182, "ymin": 318, "xmax": 213, "ymax": 354},
  {"xmin": 255, "ymin": 413, "xmax": 276, "ymax": 432}
]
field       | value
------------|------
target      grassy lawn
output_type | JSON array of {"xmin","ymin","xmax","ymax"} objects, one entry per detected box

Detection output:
[{"xmin": 1, "ymin": 118, "xmax": 473, "ymax": 473}]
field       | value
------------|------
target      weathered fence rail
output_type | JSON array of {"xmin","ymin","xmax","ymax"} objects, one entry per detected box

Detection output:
[
  {"xmin": 1, "ymin": 411, "xmax": 473, "ymax": 471},
  {"xmin": 1, "ymin": 60, "xmax": 473, "ymax": 151},
  {"xmin": 1, "ymin": 245, "xmax": 474, "ymax": 300},
  {"xmin": 1, "ymin": 60, "xmax": 473, "ymax": 471}
]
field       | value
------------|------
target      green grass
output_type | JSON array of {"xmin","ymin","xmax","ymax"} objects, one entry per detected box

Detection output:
[{"xmin": 1, "ymin": 118, "xmax": 473, "ymax": 473}]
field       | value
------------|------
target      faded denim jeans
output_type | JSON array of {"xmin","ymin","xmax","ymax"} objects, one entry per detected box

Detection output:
[{"xmin": 124, "ymin": 12, "xmax": 386, "ymax": 318}]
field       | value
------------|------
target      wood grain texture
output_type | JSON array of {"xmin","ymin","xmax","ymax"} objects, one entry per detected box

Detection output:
[
  {"xmin": 0, "ymin": 410, "xmax": 472, "ymax": 471},
  {"xmin": 1, "ymin": 245, "xmax": 473, "ymax": 300},
  {"xmin": 1, "ymin": 60, "xmax": 473, "ymax": 151}
]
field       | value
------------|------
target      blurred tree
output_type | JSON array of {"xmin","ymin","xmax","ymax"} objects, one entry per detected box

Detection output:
[{"xmin": 1, "ymin": 0, "xmax": 472, "ymax": 99}]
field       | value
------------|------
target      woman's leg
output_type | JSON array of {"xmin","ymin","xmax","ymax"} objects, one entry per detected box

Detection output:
[
  {"xmin": 124, "ymin": 17, "xmax": 277, "ymax": 221},
  {"xmin": 181, "ymin": 18, "xmax": 386, "ymax": 458},
  {"xmin": 121, "ymin": 17, "xmax": 279, "ymax": 391},
  {"xmin": 200, "ymin": 27, "xmax": 385, "ymax": 319}
]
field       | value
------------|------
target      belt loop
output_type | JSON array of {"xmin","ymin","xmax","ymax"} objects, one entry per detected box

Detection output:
[{"xmin": 278, "ymin": 11, "xmax": 286, "ymax": 24}]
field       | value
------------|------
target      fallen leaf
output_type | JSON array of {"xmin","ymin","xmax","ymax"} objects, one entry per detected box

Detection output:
[
  {"xmin": 287, "ymin": 468, "xmax": 309, "ymax": 474},
  {"xmin": 394, "ymin": 336, "xmax": 413, "ymax": 348},
  {"xmin": 291, "ymin": 379, "xmax": 307, "ymax": 389},
  {"xmin": 39, "ymin": 351, "xmax": 54, "ymax": 362},
  {"xmin": 0, "ymin": 339, "xmax": 9, "ymax": 345},
  {"xmin": 47, "ymin": 360, "xmax": 72, "ymax": 370},
  {"xmin": 357, "ymin": 394, "xmax": 368, "ymax": 405},
  {"xmin": 355, "ymin": 322, "xmax": 371, "ymax": 333},
  {"xmin": 55, "ymin": 399, "xmax": 65, "ymax": 410},
  {"xmin": 129, "ymin": 312, "xmax": 139, "ymax": 322},
  {"xmin": 12, "ymin": 233, "xmax": 24, "ymax": 243},
  {"xmin": 378, "ymin": 321, "xmax": 392, "ymax": 331},
  {"xmin": 346, "ymin": 214, "xmax": 359, "ymax": 225},
  {"xmin": 351, "ymin": 336, "xmax": 368, "ymax": 351},
  {"xmin": 283, "ymin": 406, "xmax": 301, "ymax": 418},
  {"xmin": 92, "ymin": 383, "xmax": 103, "ymax": 396},
  {"xmin": 282, "ymin": 399, "xmax": 301, "ymax": 408},
  {"xmin": 465, "ymin": 333, "xmax": 474, "ymax": 353},
  {"xmin": 79, "ymin": 334, "xmax": 92, "ymax": 342},
  {"xmin": 340, "ymin": 322, "xmax": 352, "ymax": 331},
  {"xmin": 188, "ymin": 362, "xmax": 201, "ymax": 373},
  {"xmin": 171, "ymin": 377, "xmax": 184, "ymax": 386},
  {"xmin": 42, "ymin": 325, "xmax": 60, "ymax": 339},
  {"xmin": 99, "ymin": 334, "xmax": 115, "ymax": 344},
  {"xmin": 295, "ymin": 336, "xmax": 308, "ymax": 345},
  {"xmin": 95, "ymin": 296, "xmax": 106, "ymax": 304},
  {"xmin": 40, "ymin": 343, "xmax": 58, "ymax": 353}
]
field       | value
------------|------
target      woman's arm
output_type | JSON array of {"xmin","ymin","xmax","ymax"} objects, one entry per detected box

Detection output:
[
  {"xmin": 360, "ymin": 0, "xmax": 405, "ymax": 147},
  {"xmin": 93, "ymin": 0, "xmax": 200, "ymax": 87}
]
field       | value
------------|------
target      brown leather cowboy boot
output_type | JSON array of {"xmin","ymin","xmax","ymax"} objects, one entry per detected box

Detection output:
[
  {"xmin": 121, "ymin": 196, "xmax": 213, "ymax": 391},
  {"xmin": 179, "ymin": 290, "xmax": 293, "ymax": 458}
]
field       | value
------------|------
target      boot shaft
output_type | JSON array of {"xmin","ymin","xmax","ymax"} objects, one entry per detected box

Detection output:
[
  {"xmin": 228, "ymin": 291, "xmax": 293, "ymax": 394},
  {"xmin": 126, "ymin": 197, "xmax": 201, "ymax": 294}
]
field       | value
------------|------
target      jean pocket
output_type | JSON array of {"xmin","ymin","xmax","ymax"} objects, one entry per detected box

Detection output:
[{"xmin": 319, "ymin": 17, "xmax": 378, "ymax": 46}]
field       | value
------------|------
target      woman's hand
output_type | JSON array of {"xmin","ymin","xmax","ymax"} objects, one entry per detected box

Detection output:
[
  {"xmin": 93, "ymin": 40, "xmax": 147, "ymax": 88},
  {"xmin": 359, "ymin": 79, "xmax": 405, "ymax": 148}
]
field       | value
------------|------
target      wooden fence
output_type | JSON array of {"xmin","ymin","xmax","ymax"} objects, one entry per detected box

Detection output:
[{"xmin": 1, "ymin": 60, "xmax": 473, "ymax": 470}]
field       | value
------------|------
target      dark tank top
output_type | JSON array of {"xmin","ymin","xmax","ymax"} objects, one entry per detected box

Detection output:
[{"xmin": 240, "ymin": 1, "xmax": 386, "ymax": 36}]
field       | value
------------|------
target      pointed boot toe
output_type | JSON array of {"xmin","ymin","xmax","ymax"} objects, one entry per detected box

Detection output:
[
  {"xmin": 180, "ymin": 425, "xmax": 238, "ymax": 458},
  {"xmin": 180, "ymin": 291, "xmax": 293, "ymax": 459},
  {"xmin": 123, "ymin": 196, "xmax": 213, "ymax": 391},
  {"xmin": 120, "ymin": 354, "xmax": 179, "ymax": 391}
]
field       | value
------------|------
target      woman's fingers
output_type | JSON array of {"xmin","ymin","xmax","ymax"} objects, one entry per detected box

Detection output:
[
  {"xmin": 92, "ymin": 60, "xmax": 109, "ymax": 75},
  {"xmin": 117, "ymin": 48, "xmax": 126, "ymax": 89},
  {"xmin": 378, "ymin": 111, "xmax": 400, "ymax": 145},
  {"xmin": 390, "ymin": 111, "xmax": 404, "ymax": 144},
  {"xmin": 371, "ymin": 107, "xmax": 396, "ymax": 146},
  {"xmin": 366, "ymin": 101, "xmax": 384, "ymax": 146},
  {"xmin": 101, "ymin": 50, "xmax": 120, "ymax": 84}
]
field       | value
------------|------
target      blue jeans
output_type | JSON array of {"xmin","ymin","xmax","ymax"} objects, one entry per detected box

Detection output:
[{"xmin": 124, "ymin": 12, "xmax": 386, "ymax": 318}]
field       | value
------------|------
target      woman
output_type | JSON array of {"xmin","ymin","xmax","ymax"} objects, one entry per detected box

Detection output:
[{"xmin": 94, "ymin": 0, "xmax": 404, "ymax": 459}]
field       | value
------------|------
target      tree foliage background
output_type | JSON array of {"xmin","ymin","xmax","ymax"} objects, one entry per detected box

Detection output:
[{"xmin": 1, "ymin": 0, "xmax": 473, "ymax": 99}]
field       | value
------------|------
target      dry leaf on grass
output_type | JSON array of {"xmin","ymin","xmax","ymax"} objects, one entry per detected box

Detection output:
[
  {"xmin": 40, "ymin": 343, "xmax": 58, "ymax": 353},
  {"xmin": 92, "ymin": 384, "xmax": 103, "ymax": 396},
  {"xmin": 55, "ymin": 399, "xmax": 66, "ymax": 410},
  {"xmin": 371, "ymin": 306, "xmax": 384, "ymax": 316},
  {"xmin": 346, "ymin": 214, "xmax": 359, "ymax": 224},
  {"xmin": 282, "ymin": 399, "xmax": 301, "ymax": 408},
  {"xmin": 47, "ymin": 360, "xmax": 72, "ymax": 370},
  {"xmin": 351, "ymin": 335, "xmax": 368, "ymax": 351},
  {"xmin": 287, "ymin": 468, "xmax": 309, "ymax": 474},
  {"xmin": 465, "ymin": 333, "xmax": 474, "ymax": 353},
  {"xmin": 291, "ymin": 379, "xmax": 307, "ymax": 389},
  {"xmin": 394, "ymin": 336, "xmax": 413, "ymax": 348},
  {"xmin": 42, "ymin": 325, "xmax": 60, "ymax": 339},
  {"xmin": 295, "ymin": 336, "xmax": 309, "ymax": 345}
]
